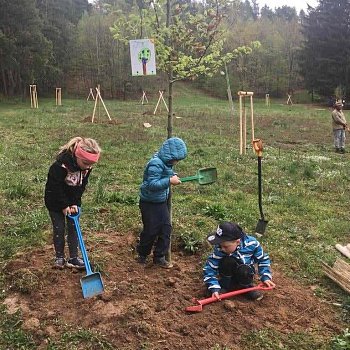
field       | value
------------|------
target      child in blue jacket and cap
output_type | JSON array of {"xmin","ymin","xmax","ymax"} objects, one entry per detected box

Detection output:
[
  {"xmin": 203, "ymin": 221, "xmax": 275, "ymax": 300},
  {"xmin": 136, "ymin": 137, "xmax": 187, "ymax": 268}
]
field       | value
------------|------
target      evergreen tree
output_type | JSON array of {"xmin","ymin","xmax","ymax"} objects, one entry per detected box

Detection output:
[
  {"xmin": 300, "ymin": 0, "xmax": 350, "ymax": 98},
  {"xmin": 35, "ymin": 0, "xmax": 90, "ymax": 92},
  {"xmin": 239, "ymin": 0, "xmax": 255, "ymax": 21},
  {"xmin": 275, "ymin": 5, "xmax": 297, "ymax": 21},
  {"xmin": 0, "ymin": 0, "xmax": 51, "ymax": 96},
  {"xmin": 260, "ymin": 5, "xmax": 274, "ymax": 20}
]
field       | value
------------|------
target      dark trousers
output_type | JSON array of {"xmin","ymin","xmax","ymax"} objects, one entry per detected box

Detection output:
[
  {"xmin": 218, "ymin": 256, "xmax": 255, "ymax": 291},
  {"xmin": 49, "ymin": 211, "xmax": 78, "ymax": 259},
  {"xmin": 137, "ymin": 201, "xmax": 171, "ymax": 259}
]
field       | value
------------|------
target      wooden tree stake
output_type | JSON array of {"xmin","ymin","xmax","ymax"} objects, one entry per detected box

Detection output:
[
  {"xmin": 286, "ymin": 94, "xmax": 293, "ymax": 105},
  {"xmin": 92, "ymin": 86, "xmax": 112, "ymax": 123},
  {"xmin": 153, "ymin": 90, "xmax": 169, "ymax": 114},
  {"xmin": 140, "ymin": 91, "xmax": 149, "ymax": 105},
  {"xmin": 87, "ymin": 88, "xmax": 95, "ymax": 101},
  {"xmin": 237, "ymin": 91, "xmax": 255, "ymax": 155},
  {"xmin": 55, "ymin": 88, "xmax": 62, "ymax": 106},
  {"xmin": 30, "ymin": 85, "xmax": 38, "ymax": 109}
]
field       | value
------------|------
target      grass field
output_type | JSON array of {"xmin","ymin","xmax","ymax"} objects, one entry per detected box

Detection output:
[{"xmin": 0, "ymin": 85, "xmax": 349, "ymax": 349}]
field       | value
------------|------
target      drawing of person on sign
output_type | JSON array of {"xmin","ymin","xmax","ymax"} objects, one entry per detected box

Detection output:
[{"xmin": 129, "ymin": 39, "xmax": 156, "ymax": 76}]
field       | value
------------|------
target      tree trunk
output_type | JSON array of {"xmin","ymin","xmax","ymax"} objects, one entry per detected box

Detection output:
[
  {"xmin": 165, "ymin": 73, "xmax": 173, "ymax": 263},
  {"xmin": 167, "ymin": 76, "xmax": 173, "ymax": 138},
  {"xmin": 166, "ymin": 0, "xmax": 173, "ymax": 263},
  {"xmin": 8, "ymin": 69, "xmax": 16, "ymax": 97},
  {"xmin": 1, "ymin": 69, "xmax": 8, "ymax": 96}
]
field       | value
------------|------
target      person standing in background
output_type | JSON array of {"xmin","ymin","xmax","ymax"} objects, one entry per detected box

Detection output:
[{"xmin": 332, "ymin": 101, "xmax": 347, "ymax": 153}]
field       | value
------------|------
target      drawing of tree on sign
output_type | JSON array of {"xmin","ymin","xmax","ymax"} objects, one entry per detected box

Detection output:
[{"xmin": 129, "ymin": 39, "xmax": 156, "ymax": 76}]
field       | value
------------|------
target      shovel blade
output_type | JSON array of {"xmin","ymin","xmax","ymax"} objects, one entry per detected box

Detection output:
[
  {"xmin": 80, "ymin": 272, "xmax": 104, "ymax": 299},
  {"xmin": 198, "ymin": 167, "xmax": 217, "ymax": 185},
  {"xmin": 256, "ymin": 219, "xmax": 268, "ymax": 235},
  {"xmin": 185, "ymin": 304, "xmax": 203, "ymax": 313}
]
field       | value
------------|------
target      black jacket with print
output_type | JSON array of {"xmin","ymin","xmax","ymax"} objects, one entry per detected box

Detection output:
[{"xmin": 44, "ymin": 151, "xmax": 92, "ymax": 212}]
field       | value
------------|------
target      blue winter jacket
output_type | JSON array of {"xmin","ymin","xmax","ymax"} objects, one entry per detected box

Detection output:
[
  {"xmin": 203, "ymin": 234, "xmax": 272, "ymax": 293},
  {"xmin": 139, "ymin": 137, "xmax": 187, "ymax": 203}
]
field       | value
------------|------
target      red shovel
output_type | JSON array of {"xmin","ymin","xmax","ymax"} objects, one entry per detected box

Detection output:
[{"xmin": 185, "ymin": 283, "xmax": 274, "ymax": 312}]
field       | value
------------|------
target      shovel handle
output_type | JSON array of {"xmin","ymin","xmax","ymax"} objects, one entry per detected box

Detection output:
[
  {"xmin": 196, "ymin": 283, "xmax": 274, "ymax": 307},
  {"xmin": 180, "ymin": 175, "xmax": 200, "ymax": 182},
  {"xmin": 257, "ymin": 156, "xmax": 265, "ymax": 220},
  {"xmin": 67, "ymin": 207, "xmax": 81, "ymax": 219},
  {"xmin": 67, "ymin": 208, "xmax": 93, "ymax": 275}
]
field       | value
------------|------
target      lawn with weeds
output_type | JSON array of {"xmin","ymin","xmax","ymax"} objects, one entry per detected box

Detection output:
[{"xmin": 0, "ymin": 85, "xmax": 349, "ymax": 349}]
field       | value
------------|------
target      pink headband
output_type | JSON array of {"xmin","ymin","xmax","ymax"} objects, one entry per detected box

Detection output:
[{"xmin": 75, "ymin": 144, "xmax": 100, "ymax": 163}]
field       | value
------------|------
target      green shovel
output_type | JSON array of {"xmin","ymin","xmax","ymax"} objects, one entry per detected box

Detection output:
[{"xmin": 180, "ymin": 167, "xmax": 217, "ymax": 185}]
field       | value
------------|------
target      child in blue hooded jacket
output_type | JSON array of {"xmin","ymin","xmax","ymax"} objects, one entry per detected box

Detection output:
[{"xmin": 136, "ymin": 137, "xmax": 187, "ymax": 268}]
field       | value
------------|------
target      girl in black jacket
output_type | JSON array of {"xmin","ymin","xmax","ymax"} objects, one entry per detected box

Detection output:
[{"xmin": 45, "ymin": 137, "xmax": 101, "ymax": 269}]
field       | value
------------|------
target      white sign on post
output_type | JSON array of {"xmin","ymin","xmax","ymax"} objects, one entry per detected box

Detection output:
[{"xmin": 129, "ymin": 39, "xmax": 156, "ymax": 76}]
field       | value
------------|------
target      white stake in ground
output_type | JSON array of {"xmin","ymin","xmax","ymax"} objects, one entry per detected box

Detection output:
[
  {"xmin": 30, "ymin": 85, "xmax": 38, "ymax": 109},
  {"xmin": 153, "ymin": 90, "xmax": 168, "ymax": 115},
  {"xmin": 92, "ymin": 85, "xmax": 112, "ymax": 123},
  {"xmin": 87, "ymin": 88, "xmax": 95, "ymax": 101},
  {"xmin": 238, "ymin": 91, "xmax": 255, "ymax": 155},
  {"xmin": 140, "ymin": 91, "xmax": 149, "ymax": 105},
  {"xmin": 55, "ymin": 88, "xmax": 62, "ymax": 106}
]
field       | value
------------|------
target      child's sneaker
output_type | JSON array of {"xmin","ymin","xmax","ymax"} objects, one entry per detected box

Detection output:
[
  {"xmin": 54, "ymin": 257, "xmax": 65, "ymax": 270},
  {"xmin": 66, "ymin": 257, "xmax": 85, "ymax": 270},
  {"xmin": 153, "ymin": 257, "xmax": 173, "ymax": 269}
]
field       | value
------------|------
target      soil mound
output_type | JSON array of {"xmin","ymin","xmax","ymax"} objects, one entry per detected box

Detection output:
[{"xmin": 2, "ymin": 231, "xmax": 345, "ymax": 349}]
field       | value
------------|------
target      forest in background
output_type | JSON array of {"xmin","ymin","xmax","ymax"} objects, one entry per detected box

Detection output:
[{"xmin": 0, "ymin": 0, "xmax": 349, "ymax": 100}]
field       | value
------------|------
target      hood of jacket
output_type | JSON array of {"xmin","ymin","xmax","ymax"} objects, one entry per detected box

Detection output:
[{"xmin": 156, "ymin": 137, "xmax": 187, "ymax": 165}]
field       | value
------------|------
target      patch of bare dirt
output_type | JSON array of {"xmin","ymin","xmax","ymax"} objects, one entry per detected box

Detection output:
[{"xmin": 2, "ymin": 232, "xmax": 346, "ymax": 349}]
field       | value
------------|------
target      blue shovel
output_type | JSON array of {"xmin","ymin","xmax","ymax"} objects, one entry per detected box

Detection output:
[{"xmin": 68, "ymin": 208, "xmax": 104, "ymax": 298}]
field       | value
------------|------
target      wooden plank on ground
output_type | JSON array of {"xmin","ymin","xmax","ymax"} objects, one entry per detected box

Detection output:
[
  {"xmin": 322, "ymin": 258, "xmax": 350, "ymax": 294},
  {"xmin": 335, "ymin": 243, "xmax": 350, "ymax": 259}
]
